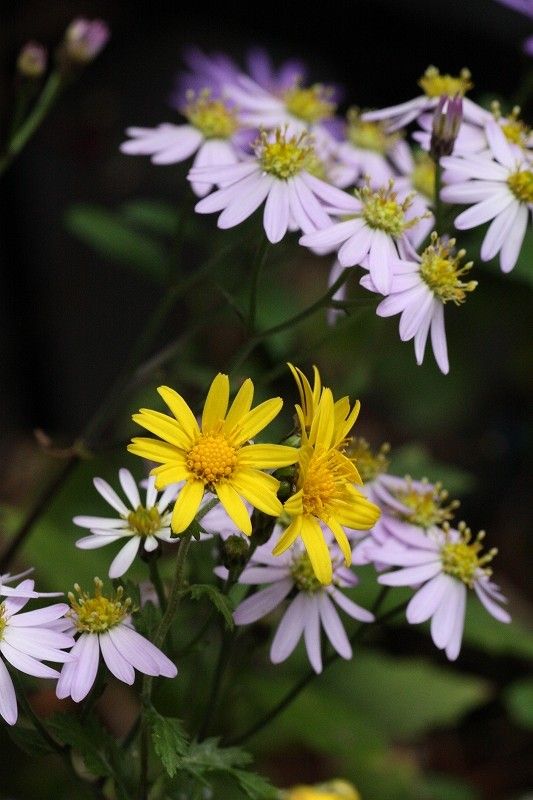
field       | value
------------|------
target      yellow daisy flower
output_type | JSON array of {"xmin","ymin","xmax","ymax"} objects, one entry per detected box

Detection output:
[
  {"xmin": 284, "ymin": 779, "xmax": 361, "ymax": 800},
  {"xmin": 128, "ymin": 374, "xmax": 298, "ymax": 535},
  {"xmin": 274, "ymin": 387, "xmax": 380, "ymax": 585}
]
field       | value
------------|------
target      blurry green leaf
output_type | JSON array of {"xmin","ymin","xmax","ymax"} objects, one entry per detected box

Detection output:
[
  {"xmin": 232, "ymin": 768, "xmax": 279, "ymax": 799},
  {"xmin": 147, "ymin": 707, "xmax": 189, "ymax": 778},
  {"xmin": 65, "ymin": 204, "xmax": 168, "ymax": 281},
  {"xmin": 133, "ymin": 599, "xmax": 161, "ymax": 638},
  {"xmin": 48, "ymin": 714, "xmax": 111, "ymax": 777},
  {"xmin": 423, "ymin": 772, "xmax": 479, "ymax": 800},
  {"xmin": 120, "ymin": 199, "xmax": 180, "ymax": 236},
  {"xmin": 7, "ymin": 724, "xmax": 55, "ymax": 757},
  {"xmin": 503, "ymin": 677, "xmax": 533, "ymax": 729},
  {"xmin": 183, "ymin": 583, "xmax": 235, "ymax": 630},
  {"xmin": 463, "ymin": 601, "xmax": 533, "ymax": 659},
  {"xmin": 390, "ymin": 444, "xmax": 476, "ymax": 495},
  {"xmin": 183, "ymin": 737, "xmax": 252, "ymax": 772}
]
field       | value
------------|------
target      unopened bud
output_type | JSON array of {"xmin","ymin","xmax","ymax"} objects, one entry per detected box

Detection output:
[
  {"xmin": 430, "ymin": 94, "xmax": 463, "ymax": 159},
  {"xmin": 17, "ymin": 41, "xmax": 47, "ymax": 78},
  {"xmin": 63, "ymin": 18, "xmax": 110, "ymax": 64},
  {"xmin": 221, "ymin": 534, "xmax": 249, "ymax": 570}
]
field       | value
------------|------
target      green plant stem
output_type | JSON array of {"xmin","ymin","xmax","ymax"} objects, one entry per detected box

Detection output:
[
  {"xmin": 247, "ymin": 235, "xmax": 269, "ymax": 335},
  {"xmin": 147, "ymin": 557, "xmax": 167, "ymax": 612},
  {"xmin": 196, "ymin": 628, "xmax": 236, "ymax": 741},
  {"xmin": 225, "ymin": 589, "xmax": 407, "ymax": 747},
  {"xmin": 0, "ymin": 71, "xmax": 63, "ymax": 177}
]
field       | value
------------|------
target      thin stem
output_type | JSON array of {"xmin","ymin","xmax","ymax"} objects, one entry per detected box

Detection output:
[
  {"xmin": 196, "ymin": 628, "xmax": 235, "ymax": 740},
  {"xmin": 225, "ymin": 589, "xmax": 406, "ymax": 747},
  {"xmin": 247, "ymin": 236, "xmax": 269, "ymax": 335},
  {"xmin": 147, "ymin": 557, "xmax": 167, "ymax": 613},
  {"xmin": 0, "ymin": 71, "xmax": 63, "ymax": 177}
]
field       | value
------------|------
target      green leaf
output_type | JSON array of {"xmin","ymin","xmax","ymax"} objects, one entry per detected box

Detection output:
[
  {"xmin": 7, "ymin": 724, "xmax": 55, "ymax": 757},
  {"xmin": 48, "ymin": 714, "xmax": 112, "ymax": 777},
  {"xmin": 183, "ymin": 584, "xmax": 235, "ymax": 630},
  {"xmin": 503, "ymin": 677, "xmax": 533, "ymax": 730},
  {"xmin": 147, "ymin": 707, "xmax": 189, "ymax": 778},
  {"xmin": 120, "ymin": 199, "xmax": 180, "ymax": 236},
  {"xmin": 133, "ymin": 600, "xmax": 161, "ymax": 639},
  {"xmin": 65, "ymin": 204, "xmax": 168, "ymax": 281},
  {"xmin": 232, "ymin": 768, "xmax": 279, "ymax": 799}
]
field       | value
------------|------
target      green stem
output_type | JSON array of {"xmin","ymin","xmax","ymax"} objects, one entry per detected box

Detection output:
[
  {"xmin": 196, "ymin": 628, "xmax": 236, "ymax": 740},
  {"xmin": 148, "ymin": 557, "xmax": 167, "ymax": 613},
  {"xmin": 247, "ymin": 235, "xmax": 269, "ymax": 335},
  {"xmin": 225, "ymin": 589, "xmax": 405, "ymax": 747},
  {"xmin": 0, "ymin": 71, "xmax": 63, "ymax": 177}
]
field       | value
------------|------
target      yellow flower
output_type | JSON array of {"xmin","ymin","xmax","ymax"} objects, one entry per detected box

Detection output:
[
  {"xmin": 128, "ymin": 374, "xmax": 298, "ymax": 535},
  {"xmin": 274, "ymin": 387, "xmax": 380, "ymax": 585},
  {"xmin": 284, "ymin": 779, "xmax": 361, "ymax": 800}
]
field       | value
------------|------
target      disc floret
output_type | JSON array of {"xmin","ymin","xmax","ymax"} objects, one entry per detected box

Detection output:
[
  {"xmin": 290, "ymin": 552, "xmax": 326, "ymax": 592},
  {"xmin": 357, "ymin": 181, "xmax": 420, "ymax": 236},
  {"xmin": 440, "ymin": 521, "xmax": 497, "ymax": 587},
  {"xmin": 186, "ymin": 430, "xmax": 238, "ymax": 486},
  {"xmin": 347, "ymin": 107, "xmax": 400, "ymax": 154},
  {"xmin": 507, "ymin": 169, "xmax": 533, "ymax": 203},
  {"xmin": 184, "ymin": 89, "xmax": 239, "ymax": 139},
  {"xmin": 395, "ymin": 478, "xmax": 459, "ymax": 528},
  {"xmin": 346, "ymin": 437, "xmax": 390, "ymax": 483},
  {"xmin": 257, "ymin": 128, "xmax": 315, "ymax": 179},
  {"xmin": 491, "ymin": 101, "xmax": 530, "ymax": 148},
  {"xmin": 127, "ymin": 505, "xmax": 162, "ymax": 535},
  {"xmin": 283, "ymin": 82, "xmax": 336, "ymax": 124},
  {"xmin": 420, "ymin": 233, "xmax": 477, "ymax": 304},
  {"xmin": 418, "ymin": 66, "xmax": 473, "ymax": 98},
  {"xmin": 68, "ymin": 578, "xmax": 133, "ymax": 634}
]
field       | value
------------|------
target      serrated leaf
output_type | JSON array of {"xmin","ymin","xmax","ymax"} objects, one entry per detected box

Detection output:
[
  {"xmin": 232, "ymin": 768, "xmax": 279, "ymax": 799},
  {"xmin": 48, "ymin": 713, "xmax": 111, "ymax": 777},
  {"xmin": 7, "ymin": 724, "xmax": 55, "ymax": 757},
  {"xmin": 183, "ymin": 584, "xmax": 235, "ymax": 630},
  {"xmin": 184, "ymin": 738, "xmax": 252, "ymax": 771},
  {"xmin": 133, "ymin": 600, "xmax": 161, "ymax": 638},
  {"xmin": 65, "ymin": 204, "xmax": 168, "ymax": 281},
  {"xmin": 148, "ymin": 707, "xmax": 189, "ymax": 778}
]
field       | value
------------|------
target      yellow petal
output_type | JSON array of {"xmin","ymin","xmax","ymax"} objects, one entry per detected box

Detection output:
[
  {"xmin": 309, "ymin": 389, "xmax": 334, "ymax": 450},
  {"xmin": 335, "ymin": 399, "xmax": 361, "ymax": 446},
  {"xmin": 127, "ymin": 437, "xmax": 181, "ymax": 464},
  {"xmin": 132, "ymin": 410, "xmax": 191, "ymax": 449},
  {"xmin": 151, "ymin": 462, "xmax": 190, "ymax": 489},
  {"xmin": 233, "ymin": 397, "xmax": 283, "ymax": 444},
  {"xmin": 238, "ymin": 443, "xmax": 298, "ymax": 468},
  {"xmin": 335, "ymin": 494, "xmax": 380, "ymax": 530},
  {"xmin": 300, "ymin": 517, "xmax": 333, "ymax": 585},
  {"xmin": 201, "ymin": 373, "xmax": 230, "ymax": 432},
  {"xmin": 215, "ymin": 482, "xmax": 252, "ymax": 535},
  {"xmin": 327, "ymin": 517, "xmax": 352, "ymax": 566},
  {"xmin": 231, "ymin": 468, "xmax": 282, "ymax": 517},
  {"xmin": 171, "ymin": 481, "xmax": 204, "ymax": 533},
  {"xmin": 284, "ymin": 488, "xmax": 304, "ymax": 517},
  {"xmin": 272, "ymin": 517, "xmax": 302, "ymax": 555},
  {"xmin": 223, "ymin": 378, "xmax": 254, "ymax": 436},
  {"xmin": 157, "ymin": 386, "xmax": 200, "ymax": 441}
]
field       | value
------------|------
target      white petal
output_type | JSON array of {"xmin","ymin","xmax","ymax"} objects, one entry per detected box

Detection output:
[
  {"xmin": 378, "ymin": 561, "xmax": 442, "ymax": 586},
  {"xmin": 0, "ymin": 659, "xmax": 17, "ymax": 725},
  {"xmin": 71, "ymin": 633, "xmax": 100, "ymax": 703},
  {"xmin": 500, "ymin": 202, "xmax": 528, "ymax": 272},
  {"xmin": 270, "ymin": 593, "xmax": 307, "ymax": 663},
  {"xmin": 73, "ymin": 515, "xmax": 125, "ymax": 530},
  {"xmin": 319, "ymin": 593, "xmax": 352, "ymax": 659},
  {"xmin": 76, "ymin": 534, "xmax": 126, "ymax": 550},
  {"xmin": 218, "ymin": 175, "xmax": 273, "ymax": 229},
  {"xmin": 119, "ymin": 468, "xmax": 141, "ymax": 508},
  {"xmin": 481, "ymin": 202, "xmax": 520, "ymax": 262},
  {"xmin": 454, "ymin": 191, "xmax": 514, "ymax": 229},
  {"xmin": 406, "ymin": 573, "xmax": 450, "ymax": 624},
  {"xmin": 337, "ymin": 224, "xmax": 373, "ymax": 267},
  {"xmin": 445, "ymin": 584, "xmax": 466, "ymax": 661},
  {"xmin": 263, "ymin": 180, "xmax": 290, "ymax": 243},
  {"xmin": 145, "ymin": 476, "xmax": 158, "ymax": 509},
  {"xmin": 485, "ymin": 119, "xmax": 516, "ymax": 169},
  {"xmin": 303, "ymin": 597, "xmax": 322, "ymax": 673},
  {"xmin": 93, "ymin": 477, "xmax": 129, "ymax": 516},
  {"xmin": 0, "ymin": 642, "xmax": 61, "ymax": 678},
  {"xmin": 143, "ymin": 536, "xmax": 159, "ymax": 553},
  {"xmin": 99, "ymin": 631, "xmax": 135, "ymax": 684},
  {"xmin": 430, "ymin": 578, "xmax": 464, "ymax": 650},
  {"xmin": 108, "ymin": 537, "xmax": 141, "ymax": 579},
  {"xmin": 300, "ymin": 218, "xmax": 361, "ymax": 250},
  {"xmin": 474, "ymin": 581, "xmax": 511, "ymax": 623}
]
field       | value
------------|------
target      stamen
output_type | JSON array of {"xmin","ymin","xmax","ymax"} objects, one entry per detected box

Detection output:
[
  {"xmin": 127, "ymin": 505, "xmax": 162, "ymax": 535},
  {"xmin": 283, "ymin": 83, "xmax": 336, "ymax": 124},
  {"xmin": 357, "ymin": 180, "xmax": 423, "ymax": 236},
  {"xmin": 186, "ymin": 432, "xmax": 238, "ymax": 486},
  {"xmin": 290, "ymin": 552, "xmax": 326, "ymax": 592},
  {"xmin": 507, "ymin": 169, "xmax": 533, "ymax": 203},
  {"xmin": 257, "ymin": 128, "xmax": 315, "ymax": 180},
  {"xmin": 184, "ymin": 89, "xmax": 239, "ymax": 139},
  {"xmin": 346, "ymin": 437, "xmax": 390, "ymax": 482},
  {"xmin": 491, "ymin": 101, "xmax": 530, "ymax": 147},
  {"xmin": 418, "ymin": 66, "xmax": 473, "ymax": 98},
  {"xmin": 68, "ymin": 577, "xmax": 133, "ymax": 634},
  {"xmin": 347, "ymin": 107, "xmax": 400, "ymax": 154},
  {"xmin": 420, "ymin": 233, "xmax": 477, "ymax": 304},
  {"xmin": 395, "ymin": 477, "xmax": 459, "ymax": 528},
  {"xmin": 440, "ymin": 521, "xmax": 497, "ymax": 587}
]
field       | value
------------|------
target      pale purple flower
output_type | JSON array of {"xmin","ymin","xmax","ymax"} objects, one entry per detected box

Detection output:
[
  {"xmin": 441, "ymin": 119, "xmax": 533, "ymax": 272},
  {"xmin": 57, "ymin": 579, "xmax": 176, "ymax": 702},
  {"xmin": 171, "ymin": 46, "xmax": 241, "ymax": 108},
  {"xmin": 63, "ymin": 18, "xmax": 109, "ymax": 63},
  {"xmin": 1, "ymin": 570, "xmax": 63, "ymax": 600},
  {"xmin": 430, "ymin": 95, "xmax": 463, "ymax": 159},
  {"xmin": 493, "ymin": 0, "xmax": 533, "ymax": 55},
  {"xmin": 0, "ymin": 584, "xmax": 74, "ymax": 725},
  {"xmin": 231, "ymin": 530, "xmax": 374, "ymax": 673},
  {"xmin": 373, "ymin": 522, "xmax": 510, "ymax": 660},
  {"xmin": 74, "ymin": 468, "xmax": 179, "ymax": 578},
  {"xmin": 188, "ymin": 128, "xmax": 354, "ymax": 243},
  {"xmin": 246, "ymin": 47, "xmax": 307, "ymax": 94}
]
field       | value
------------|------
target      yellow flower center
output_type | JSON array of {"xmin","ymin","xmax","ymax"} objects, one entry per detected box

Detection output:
[
  {"xmin": 420, "ymin": 233, "xmax": 477, "ymax": 304},
  {"xmin": 358, "ymin": 182, "xmax": 418, "ymax": 236},
  {"xmin": 418, "ymin": 66, "xmax": 473, "ymax": 98},
  {"xmin": 283, "ymin": 84, "xmax": 336, "ymax": 124},
  {"xmin": 491, "ymin": 101, "xmax": 530, "ymax": 147},
  {"xmin": 396, "ymin": 479, "xmax": 459, "ymax": 529},
  {"xmin": 301, "ymin": 450, "xmax": 352, "ymax": 518},
  {"xmin": 411, "ymin": 152, "xmax": 436, "ymax": 200},
  {"xmin": 258, "ymin": 129, "xmax": 315, "ymax": 179},
  {"xmin": 507, "ymin": 169, "xmax": 533, "ymax": 203},
  {"xmin": 347, "ymin": 108, "xmax": 400, "ymax": 154},
  {"xmin": 291, "ymin": 552, "xmax": 325, "ymax": 593},
  {"xmin": 440, "ymin": 522, "xmax": 497, "ymax": 587},
  {"xmin": 127, "ymin": 505, "xmax": 162, "ymax": 535},
  {"xmin": 187, "ymin": 432, "xmax": 238, "ymax": 485},
  {"xmin": 68, "ymin": 578, "xmax": 132, "ymax": 634},
  {"xmin": 346, "ymin": 437, "xmax": 390, "ymax": 482},
  {"xmin": 0, "ymin": 604, "xmax": 6, "ymax": 640},
  {"xmin": 184, "ymin": 90, "xmax": 239, "ymax": 139}
]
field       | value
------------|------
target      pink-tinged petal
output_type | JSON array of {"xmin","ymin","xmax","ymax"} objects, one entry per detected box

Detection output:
[
  {"xmin": 445, "ymin": 584, "xmax": 467, "ymax": 661},
  {"xmin": 99, "ymin": 632, "xmax": 135, "ymax": 684},
  {"xmin": 0, "ymin": 659, "xmax": 17, "ymax": 725},
  {"xmin": 118, "ymin": 468, "xmax": 140, "ymax": 509},
  {"xmin": 430, "ymin": 578, "xmax": 464, "ymax": 650},
  {"xmin": 303, "ymin": 597, "xmax": 322, "ymax": 674},
  {"xmin": 76, "ymin": 534, "xmax": 125, "ymax": 550},
  {"xmin": 270, "ymin": 593, "xmax": 307, "ymax": 663},
  {"xmin": 194, "ymin": 171, "xmax": 258, "ymax": 213},
  {"xmin": 319, "ymin": 593, "xmax": 351, "ymax": 659},
  {"xmin": 440, "ymin": 155, "xmax": 508, "ymax": 182},
  {"xmin": 263, "ymin": 180, "xmax": 290, "ymax": 243},
  {"xmin": 378, "ymin": 561, "xmax": 442, "ymax": 587},
  {"xmin": 368, "ymin": 230, "xmax": 396, "ymax": 294},
  {"xmin": 338, "ymin": 224, "xmax": 373, "ymax": 267},
  {"xmin": 329, "ymin": 587, "xmax": 375, "ymax": 622},
  {"xmin": 4, "ymin": 626, "xmax": 73, "ymax": 657},
  {"xmin": 8, "ymin": 603, "xmax": 68, "ymax": 626},
  {"xmin": 0, "ymin": 642, "xmax": 61, "ymax": 679},
  {"xmin": 414, "ymin": 303, "xmax": 431, "ymax": 365},
  {"xmin": 108, "ymin": 537, "xmax": 141, "ymax": 579},
  {"xmin": 233, "ymin": 578, "xmax": 293, "ymax": 624},
  {"xmin": 500, "ymin": 202, "xmax": 528, "ymax": 272},
  {"xmin": 237, "ymin": 566, "xmax": 290, "ymax": 585},
  {"xmin": 109, "ymin": 625, "xmax": 177, "ymax": 677},
  {"xmin": 292, "ymin": 176, "xmax": 331, "ymax": 229},
  {"xmin": 481, "ymin": 202, "xmax": 520, "ymax": 262},
  {"xmin": 406, "ymin": 573, "xmax": 450, "ymax": 624},
  {"xmin": 300, "ymin": 172, "xmax": 360, "ymax": 213},
  {"xmin": 71, "ymin": 633, "xmax": 100, "ymax": 702},
  {"xmin": 93, "ymin": 477, "xmax": 129, "ymax": 516},
  {"xmin": 430, "ymin": 302, "xmax": 449, "ymax": 374},
  {"xmin": 73, "ymin": 515, "xmax": 126, "ymax": 530},
  {"xmin": 376, "ymin": 284, "xmax": 418, "ymax": 317},
  {"xmin": 56, "ymin": 640, "xmax": 81, "ymax": 699},
  {"xmin": 381, "ymin": 517, "xmax": 439, "ymax": 549},
  {"xmin": 150, "ymin": 127, "xmax": 203, "ymax": 164},
  {"xmin": 300, "ymin": 218, "xmax": 361, "ymax": 250},
  {"xmin": 362, "ymin": 96, "xmax": 426, "ymax": 125},
  {"xmin": 441, "ymin": 180, "xmax": 505, "ymax": 204},
  {"xmin": 189, "ymin": 161, "xmax": 257, "ymax": 186},
  {"xmin": 287, "ymin": 179, "xmax": 315, "ymax": 234},
  {"xmin": 485, "ymin": 119, "xmax": 516, "ymax": 169},
  {"xmin": 398, "ymin": 290, "xmax": 433, "ymax": 341},
  {"xmin": 371, "ymin": 544, "xmax": 439, "ymax": 568},
  {"xmin": 474, "ymin": 581, "xmax": 511, "ymax": 623},
  {"xmin": 462, "ymin": 97, "xmax": 491, "ymax": 126},
  {"xmin": 218, "ymin": 175, "xmax": 273, "ymax": 229}
]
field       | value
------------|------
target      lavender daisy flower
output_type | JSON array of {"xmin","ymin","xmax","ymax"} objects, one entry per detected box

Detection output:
[
  {"xmin": 375, "ymin": 521, "xmax": 510, "ymax": 660},
  {"xmin": 361, "ymin": 234, "xmax": 477, "ymax": 373},
  {"xmin": 441, "ymin": 119, "xmax": 533, "ymax": 272},
  {"xmin": 171, "ymin": 46, "xmax": 241, "ymax": 108},
  {"xmin": 56, "ymin": 579, "xmax": 176, "ymax": 703},
  {"xmin": 232, "ymin": 532, "xmax": 374, "ymax": 673},
  {"xmin": 0, "ymin": 588, "xmax": 74, "ymax": 725},
  {"xmin": 1, "ymin": 571, "xmax": 63, "ymax": 600},
  {"xmin": 189, "ymin": 128, "xmax": 355, "ymax": 243},
  {"xmin": 74, "ymin": 468, "xmax": 180, "ymax": 578},
  {"xmin": 246, "ymin": 47, "xmax": 307, "ymax": 94},
  {"xmin": 362, "ymin": 66, "xmax": 486, "ymax": 132}
]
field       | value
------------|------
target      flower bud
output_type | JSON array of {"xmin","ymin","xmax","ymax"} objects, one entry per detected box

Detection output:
[
  {"xmin": 430, "ymin": 94, "xmax": 463, "ymax": 159},
  {"xmin": 17, "ymin": 41, "xmax": 47, "ymax": 78},
  {"xmin": 62, "ymin": 18, "xmax": 110, "ymax": 64},
  {"xmin": 221, "ymin": 535, "xmax": 249, "ymax": 570}
]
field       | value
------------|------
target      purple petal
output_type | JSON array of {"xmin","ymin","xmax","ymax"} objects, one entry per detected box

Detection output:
[
  {"xmin": 218, "ymin": 175, "xmax": 273, "ymax": 229},
  {"xmin": 0, "ymin": 642, "xmax": 61, "ymax": 679},
  {"xmin": 303, "ymin": 597, "xmax": 322, "ymax": 673},
  {"xmin": 109, "ymin": 625, "xmax": 177, "ymax": 677},
  {"xmin": 263, "ymin": 180, "xmax": 290, "ymax": 243},
  {"xmin": 234, "ymin": 578, "xmax": 293, "ymax": 624},
  {"xmin": 270, "ymin": 593, "xmax": 307, "ymax": 664},
  {"xmin": 8, "ymin": 603, "xmax": 69, "ymax": 626},
  {"xmin": 430, "ymin": 578, "xmax": 465, "ymax": 650},
  {"xmin": 474, "ymin": 581, "xmax": 511, "ymax": 623},
  {"xmin": 378, "ymin": 561, "xmax": 442, "ymax": 586},
  {"xmin": 71, "ymin": 633, "xmax": 100, "ymax": 702},
  {"xmin": 0, "ymin": 659, "xmax": 17, "ymax": 725},
  {"xmin": 430, "ymin": 302, "xmax": 449, "ymax": 374},
  {"xmin": 99, "ymin": 631, "xmax": 135, "ymax": 684},
  {"xmin": 445, "ymin": 584, "xmax": 466, "ymax": 661},
  {"xmin": 481, "ymin": 201, "xmax": 520, "ymax": 261},
  {"xmin": 319, "ymin": 593, "xmax": 352, "ymax": 658},
  {"xmin": 329, "ymin": 587, "xmax": 375, "ymax": 622},
  {"xmin": 406, "ymin": 573, "xmax": 451, "ymax": 624}
]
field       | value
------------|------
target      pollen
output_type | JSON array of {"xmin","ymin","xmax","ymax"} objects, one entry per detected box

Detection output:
[
  {"xmin": 68, "ymin": 578, "xmax": 132, "ymax": 634},
  {"xmin": 411, "ymin": 152, "xmax": 436, "ymax": 200},
  {"xmin": 396, "ymin": 478, "xmax": 459, "ymax": 528},
  {"xmin": 186, "ymin": 432, "xmax": 238, "ymax": 485},
  {"xmin": 283, "ymin": 83, "xmax": 336, "ymax": 124},
  {"xmin": 441, "ymin": 522, "xmax": 497, "ymax": 587},
  {"xmin": 127, "ymin": 505, "xmax": 162, "ymax": 535},
  {"xmin": 290, "ymin": 552, "xmax": 325, "ymax": 592},
  {"xmin": 491, "ymin": 101, "xmax": 530, "ymax": 148},
  {"xmin": 346, "ymin": 437, "xmax": 390, "ymax": 483},
  {"xmin": 418, "ymin": 66, "xmax": 473, "ymax": 98},
  {"xmin": 184, "ymin": 89, "xmax": 239, "ymax": 139},
  {"xmin": 347, "ymin": 108, "xmax": 400, "ymax": 154},
  {"xmin": 507, "ymin": 169, "xmax": 533, "ymax": 203},
  {"xmin": 0, "ymin": 603, "xmax": 6, "ymax": 640},
  {"xmin": 357, "ymin": 181, "xmax": 420, "ymax": 237},
  {"xmin": 258, "ymin": 128, "xmax": 315, "ymax": 180},
  {"xmin": 301, "ymin": 450, "xmax": 351, "ymax": 517},
  {"xmin": 420, "ymin": 233, "xmax": 477, "ymax": 304}
]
